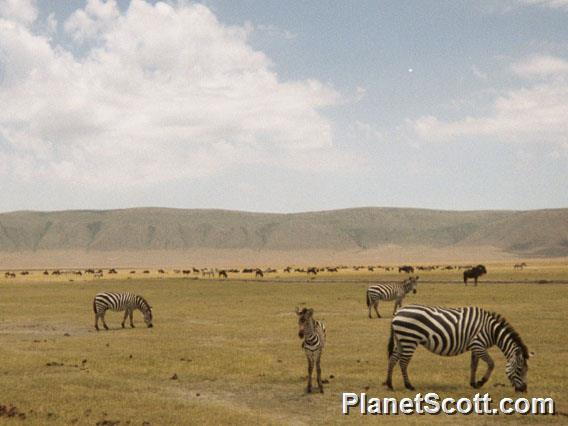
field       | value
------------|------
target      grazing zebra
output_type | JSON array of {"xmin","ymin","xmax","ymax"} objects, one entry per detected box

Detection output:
[
  {"xmin": 463, "ymin": 265, "xmax": 487, "ymax": 286},
  {"xmin": 93, "ymin": 292, "xmax": 153, "ymax": 331},
  {"xmin": 384, "ymin": 304, "xmax": 532, "ymax": 392},
  {"xmin": 366, "ymin": 276, "xmax": 419, "ymax": 318},
  {"xmin": 296, "ymin": 307, "xmax": 326, "ymax": 393}
]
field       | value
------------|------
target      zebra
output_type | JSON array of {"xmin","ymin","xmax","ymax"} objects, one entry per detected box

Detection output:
[
  {"xmin": 384, "ymin": 304, "xmax": 533, "ymax": 392},
  {"xmin": 366, "ymin": 276, "xmax": 419, "ymax": 318},
  {"xmin": 93, "ymin": 292, "xmax": 153, "ymax": 331},
  {"xmin": 463, "ymin": 265, "xmax": 487, "ymax": 286},
  {"xmin": 295, "ymin": 307, "xmax": 326, "ymax": 393}
]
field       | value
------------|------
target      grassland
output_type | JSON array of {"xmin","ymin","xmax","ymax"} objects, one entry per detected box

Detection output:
[{"xmin": 0, "ymin": 263, "xmax": 567, "ymax": 425}]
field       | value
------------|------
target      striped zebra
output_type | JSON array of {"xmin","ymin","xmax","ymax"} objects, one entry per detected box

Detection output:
[
  {"xmin": 366, "ymin": 276, "xmax": 419, "ymax": 318},
  {"xmin": 384, "ymin": 304, "xmax": 532, "ymax": 392},
  {"xmin": 93, "ymin": 292, "xmax": 153, "ymax": 331},
  {"xmin": 295, "ymin": 307, "xmax": 326, "ymax": 393}
]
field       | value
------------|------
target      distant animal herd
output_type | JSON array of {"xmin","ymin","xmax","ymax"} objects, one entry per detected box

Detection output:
[{"xmin": 1, "ymin": 262, "xmax": 534, "ymax": 394}]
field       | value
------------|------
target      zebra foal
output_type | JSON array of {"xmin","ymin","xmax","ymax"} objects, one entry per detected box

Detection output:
[
  {"xmin": 93, "ymin": 292, "xmax": 153, "ymax": 331},
  {"xmin": 366, "ymin": 276, "xmax": 419, "ymax": 318},
  {"xmin": 384, "ymin": 304, "xmax": 533, "ymax": 392},
  {"xmin": 296, "ymin": 307, "xmax": 326, "ymax": 393}
]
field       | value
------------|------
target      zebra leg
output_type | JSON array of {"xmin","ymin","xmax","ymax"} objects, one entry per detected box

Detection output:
[
  {"xmin": 129, "ymin": 310, "xmax": 135, "ymax": 328},
  {"xmin": 316, "ymin": 352, "xmax": 323, "ymax": 393},
  {"xmin": 399, "ymin": 342, "xmax": 418, "ymax": 390},
  {"xmin": 121, "ymin": 310, "xmax": 128, "ymax": 328},
  {"xmin": 306, "ymin": 354, "xmax": 314, "ymax": 393},
  {"xmin": 383, "ymin": 352, "xmax": 399, "ymax": 390},
  {"xmin": 95, "ymin": 314, "xmax": 100, "ymax": 331},
  {"xmin": 374, "ymin": 301, "xmax": 381, "ymax": 318},
  {"xmin": 393, "ymin": 299, "xmax": 401, "ymax": 315},
  {"xmin": 474, "ymin": 277, "xmax": 478, "ymax": 287},
  {"xmin": 101, "ymin": 313, "xmax": 109, "ymax": 330},
  {"xmin": 475, "ymin": 350, "xmax": 495, "ymax": 388},
  {"xmin": 470, "ymin": 352, "xmax": 480, "ymax": 388}
]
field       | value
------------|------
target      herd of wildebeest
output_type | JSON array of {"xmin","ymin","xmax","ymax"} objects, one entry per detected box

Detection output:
[{"xmin": 3, "ymin": 262, "xmax": 500, "ymax": 283}]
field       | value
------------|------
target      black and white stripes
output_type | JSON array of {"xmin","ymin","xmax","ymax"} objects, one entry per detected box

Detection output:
[
  {"xmin": 296, "ymin": 307, "xmax": 326, "ymax": 393},
  {"xmin": 366, "ymin": 276, "xmax": 419, "ymax": 318},
  {"xmin": 384, "ymin": 304, "xmax": 532, "ymax": 392},
  {"xmin": 93, "ymin": 292, "xmax": 153, "ymax": 331}
]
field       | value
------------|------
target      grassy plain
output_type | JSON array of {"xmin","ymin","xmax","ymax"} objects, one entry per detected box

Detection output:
[{"xmin": 0, "ymin": 262, "xmax": 567, "ymax": 425}]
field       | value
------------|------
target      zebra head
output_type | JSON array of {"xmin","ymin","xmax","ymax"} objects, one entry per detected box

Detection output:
[
  {"xmin": 295, "ymin": 307, "xmax": 313, "ymax": 339},
  {"xmin": 506, "ymin": 349, "xmax": 533, "ymax": 392},
  {"xmin": 143, "ymin": 305, "xmax": 153, "ymax": 328},
  {"xmin": 407, "ymin": 276, "xmax": 419, "ymax": 294}
]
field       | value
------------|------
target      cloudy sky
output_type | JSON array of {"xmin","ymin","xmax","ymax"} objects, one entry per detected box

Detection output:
[{"xmin": 0, "ymin": 0, "xmax": 567, "ymax": 213}]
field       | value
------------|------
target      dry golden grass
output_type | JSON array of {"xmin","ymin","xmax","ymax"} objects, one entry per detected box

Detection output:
[{"xmin": 0, "ymin": 261, "xmax": 566, "ymax": 424}]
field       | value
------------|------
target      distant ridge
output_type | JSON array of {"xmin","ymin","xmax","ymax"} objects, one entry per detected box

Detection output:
[{"xmin": 1, "ymin": 207, "xmax": 566, "ymax": 258}]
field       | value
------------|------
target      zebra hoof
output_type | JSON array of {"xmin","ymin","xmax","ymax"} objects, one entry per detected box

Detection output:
[
  {"xmin": 383, "ymin": 381, "xmax": 393, "ymax": 390},
  {"xmin": 470, "ymin": 382, "xmax": 479, "ymax": 389},
  {"xmin": 319, "ymin": 387, "xmax": 324, "ymax": 394},
  {"xmin": 121, "ymin": 324, "xmax": 125, "ymax": 329},
  {"xmin": 476, "ymin": 380, "xmax": 487, "ymax": 388},
  {"xmin": 405, "ymin": 384, "xmax": 415, "ymax": 391},
  {"xmin": 306, "ymin": 387, "xmax": 312, "ymax": 394}
]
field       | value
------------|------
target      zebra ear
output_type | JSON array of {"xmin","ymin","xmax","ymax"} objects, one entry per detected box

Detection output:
[
  {"xmin": 295, "ymin": 306, "xmax": 301, "ymax": 315},
  {"xmin": 529, "ymin": 351, "xmax": 536, "ymax": 358}
]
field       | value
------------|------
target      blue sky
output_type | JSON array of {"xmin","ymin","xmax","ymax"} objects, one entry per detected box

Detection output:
[{"xmin": 0, "ymin": 0, "xmax": 567, "ymax": 213}]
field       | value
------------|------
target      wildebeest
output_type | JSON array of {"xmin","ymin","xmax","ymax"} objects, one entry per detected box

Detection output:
[
  {"xmin": 398, "ymin": 265, "xmax": 414, "ymax": 274},
  {"xmin": 463, "ymin": 265, "xmax": 487, "ymax": 286},
  {"xmin": 218, "ymin": 270, "xmax": 228, "ymax": 279},
  {"xmin": 4, "ymin": 272, "xmax": 16, "ymax": 278},
  {"xmin": 108, "ymin": 268, "xmax": 118, "ymax": 274},
  {"xmin": 307, "ymin": 267, "xmax": 318, "ymax": 276},
  {"xmin": 255, "ymin": 269, "xmax": 264, "ymax": 278},
  {"xmin": 514, "ymin": 262, "xmax": 527, "ymax": 270}
]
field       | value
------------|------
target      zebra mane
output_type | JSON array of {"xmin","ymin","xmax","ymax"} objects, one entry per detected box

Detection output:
[
  {"xmin": 490, "ymin": 312, "xmax": 529, "ymax": 359},
  {"xmin": 138, "ymin": 296, "xmax": 151, "ymax": 312}
]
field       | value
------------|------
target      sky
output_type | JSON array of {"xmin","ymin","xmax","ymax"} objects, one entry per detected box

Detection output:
[{"xmin": 0, "ymin": 0, "xmax": 567, "ymax": 213}]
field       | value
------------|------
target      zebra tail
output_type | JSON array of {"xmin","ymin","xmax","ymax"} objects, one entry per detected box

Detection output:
[
  {"xmin": 366, "ymin": 290, "xmax": 371, "ymax": 308},
  {"xmin": 93, "ymin": 298, "xmax": 97, "ymax": 314},
  {"xmin": 387, "ymin": 324, "xmax": 394, "ymax": 360}
]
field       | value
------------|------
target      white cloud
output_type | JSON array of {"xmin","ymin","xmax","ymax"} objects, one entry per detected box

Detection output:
[
  {"xmin": 512, "ymin": 54, "xmax": 568, "ymax": 78},
  {"xmin": 0, "ymin": 0, "xmax": 37, "ymax": 26},
  {"xmin": 0, "ymin": 0, "xmax": 341, "ymax": 187},
  {"xmin": 411, "ymin": 55, "xmax": 568, "ymax": 149}
]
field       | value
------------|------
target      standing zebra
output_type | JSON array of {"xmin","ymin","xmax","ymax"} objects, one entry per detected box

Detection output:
[
  {"xmin": 463, "ymin": 264, "xmax": 487, "ymax": 286},
  {"xmin": 295, "ymin": 307, "xmax": 326, "ymax": 393},
  {"xmin": 366, "ymin": 276, "xmax": 419, "ymax": 318},
  {"xmin": 384, "ymin": 304, "xmax": 532, "ymax": 392},
  {"xmin": 93, "ymin": 292, "xmax": 153, "ymax": 331}
]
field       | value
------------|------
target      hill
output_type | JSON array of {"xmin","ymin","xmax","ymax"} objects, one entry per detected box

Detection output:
[{"xmin": 0, "ymin": 207, "xmax": 566, "ymax": 267}]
